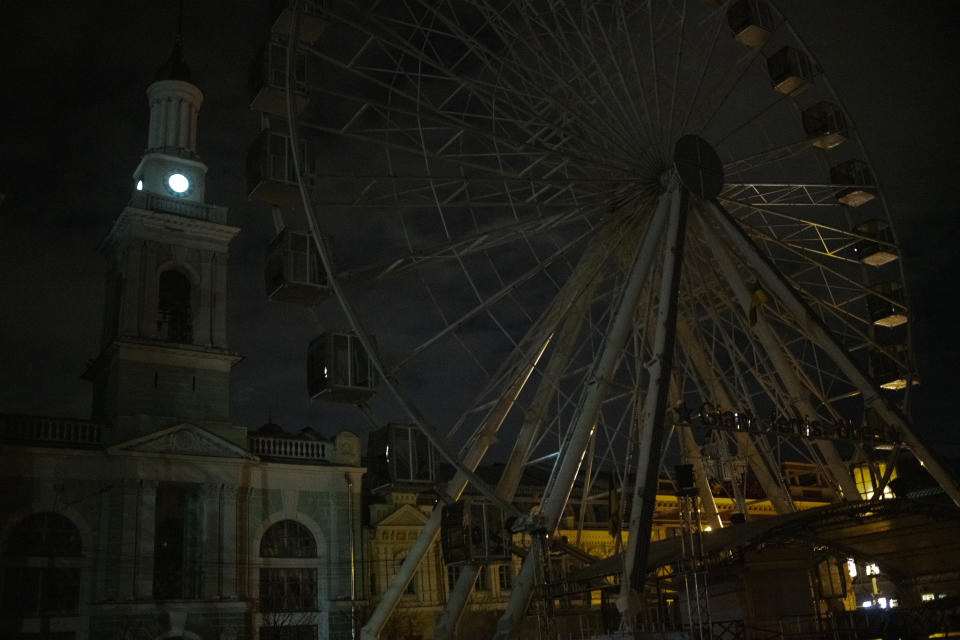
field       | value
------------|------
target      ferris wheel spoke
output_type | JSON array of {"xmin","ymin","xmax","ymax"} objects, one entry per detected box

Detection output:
[
  {"xmin": 302, "ymin": 55, "xmax": 634, "ymax": 179},
  {"xmin": 721, "ymin": 183, "xmax": 874, "ymax": 207},
  {"xmin": 675, "ymin": 4, "xmax": 727, "ymax": 141},
  {"xmin": 722, "ymin": 139, "xmax": 817, "ymax": 178},
  {"xmin": 387, "ymin": 232, "xmax": 587, "ymax": 375},
  {"xmin": 694, "ymin": 211, "xmax": 861, "ymax": 498},
  {"xmin": 555, "ymin": 4, "xmax": 653, "ymax": 152}
]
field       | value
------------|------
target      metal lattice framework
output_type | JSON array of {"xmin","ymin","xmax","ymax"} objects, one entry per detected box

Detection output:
[{"xmin": 259, "ymin": 1, "xmax": 958, "ymax": 637}]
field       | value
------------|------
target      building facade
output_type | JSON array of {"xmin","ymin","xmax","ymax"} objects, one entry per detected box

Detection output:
[{"xmin": 0, "ymin": 41, "xmax": 363, "ymax": 640}]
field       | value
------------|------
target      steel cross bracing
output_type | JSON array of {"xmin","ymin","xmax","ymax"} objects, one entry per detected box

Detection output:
[
  {"xmin": 703, "ymin": 200, "xmax": 960, "ymax": 508},
  {"xmin": 271, "ymin": 3, "xmax": 937, "ymax": 639},
  {"xmin": 493, "ymin": 185, "xmax": 675, "ymax": 639},
  {"xmin": 362, "ymin": 222, "xmax": 621, "ymax": 640},
  {"xmin": 696, "ymin": 211, "xmax": 863, "ymax": 501}
]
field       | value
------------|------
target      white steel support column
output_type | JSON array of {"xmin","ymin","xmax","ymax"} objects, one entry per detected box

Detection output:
[
  {"xmin": 494, "ymin": 188, "xmax": 676, "ymax": 640},
  {"xmin": 697, "ymin": 211, "xmax": 861, "ymax": 501},
  {"xmin": 364, "ymin": 224, "xmax": 620, "ymax": 640},
  {"xmin": 678, "ymin": 425, "xmax": 724, "ymax": 531},
  {"xmin": 435, "ymin": 250, "xmax": 605, "ymax": 640},
  {"xmin": 703, "ymin": 200, "xmax": 960, "ymax": 508},
  {"xmin": 675, "ymin": 319, "xmax": 796, "ymax": 514},
  {"xmin": 617, "ymin": 184, "xmax": 689, "ymax": 629}
]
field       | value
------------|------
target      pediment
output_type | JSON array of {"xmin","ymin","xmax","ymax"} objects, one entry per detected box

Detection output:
[
  {"xmin": 108, "ymin": 424, "xmax": 255, "ymax": 460},
  {"xmin": 378, "ymin": 504, "xmax": 429, "ymax": 527}
]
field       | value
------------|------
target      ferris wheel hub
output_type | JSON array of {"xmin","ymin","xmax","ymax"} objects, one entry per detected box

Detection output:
[{"xmin": 674, "ymin": 134, "xmax": 724, "ymax": 199}]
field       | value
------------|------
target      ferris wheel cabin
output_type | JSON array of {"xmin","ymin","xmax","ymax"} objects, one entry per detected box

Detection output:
[
  {"xmin": 366, "ymin": 424, "xmax": 436, "ymax": 488},
  {"xmin": 852, "ymin": 219, "xmax": 898, "ymax": 267},
  {"xmin": 249, "ymin": 34, "xmax": 309, "ymax": 117},
  {"xmin": 246, "ymin": 128, "xmax": 315, "ymax": 207},
  {"xmin": 268, "ymin": 0, "xmax": 328, "ymax": 44},
  {"xmin": 440, "ymin": 500, "xmax": 511, "ymax": 566},
  {"xmin": 767, "ymin": 46, "xmax": 815, "ymax": 96},
  {"xmin": 866, "ymin": 281, "xmax": 908, "ymax": 328},
  {"xmin": 831, "ymin": 159, "xmax": 877, "ymax": 208},
  {"xmin": 306, "ymin": 332, "xmax": 376, "ymax": 403},
  {"xmin": 802, "ymin": 102, "xmax": 848, "ymax": 150},
  {"xmin": 727, "ymin": 0, "xmax": 774, "ymax": 49},
  {"xmin": 264, "ymin": 228, "xmax": 329, "ymax": 305}
]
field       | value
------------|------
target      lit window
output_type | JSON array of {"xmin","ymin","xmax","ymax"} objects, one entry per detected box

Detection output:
[
  {"xmin": 846, "ymin": 558, "xmax": 858, "ymax": 578},
  {"xmin": 137, "ymin": 179, "xmax": 143, "ymax": 191}
]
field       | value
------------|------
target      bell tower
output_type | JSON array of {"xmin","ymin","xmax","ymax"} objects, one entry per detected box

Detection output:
[{"xmin": 84, "ymin": 39, "xmax": 243, "ymax": 445}]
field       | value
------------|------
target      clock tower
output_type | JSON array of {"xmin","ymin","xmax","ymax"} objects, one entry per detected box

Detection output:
[{"xmin": 84, "ymin": 40, "xmax": 243, "ymax": 445}]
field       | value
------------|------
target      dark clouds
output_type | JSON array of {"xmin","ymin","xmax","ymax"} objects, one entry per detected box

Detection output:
[{"xmin": 1, "ymin": 2, "xmax": 958, "ymax": 453}]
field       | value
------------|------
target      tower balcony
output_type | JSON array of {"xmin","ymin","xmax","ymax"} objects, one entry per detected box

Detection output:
[{"xmin": 128, "ymin": 191, "xmax": 227, "ymax": 224}]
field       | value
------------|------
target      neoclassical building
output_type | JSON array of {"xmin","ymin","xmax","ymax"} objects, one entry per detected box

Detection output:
[{"xmin": 0, "ymin": 40, "xmax": 363, "ymax": 640}]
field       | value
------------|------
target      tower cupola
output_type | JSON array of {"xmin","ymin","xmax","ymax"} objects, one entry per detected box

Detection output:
[{"xmin": 132, "ymin": 39, "xmax": 208, "ymax": 205}]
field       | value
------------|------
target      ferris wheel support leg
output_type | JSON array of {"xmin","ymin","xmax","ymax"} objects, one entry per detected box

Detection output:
[
  {"xmin": 675, "ymin": 320, "xmax": 796, "ymax": 514},
  {"xmin": 695, "ymin": 210, "xmax": 861, "ymax": 501},
  {"xmin": 678, "ymin": 425, "xmax": 724, "ymax": 531},
  {"xmin": 617, "ymin": 184, "xmax": 690, "ymax": 630},
  {"xmin": 493, "ymin": 188, "xmax": 675, "ymax": 640},
  {"xmin": 434, "ymin": 229, "xmax": 616, "ymax": 640},
  {"xmin": 702, "ymin": 201, "xmax": 960, "ymax": 508}
]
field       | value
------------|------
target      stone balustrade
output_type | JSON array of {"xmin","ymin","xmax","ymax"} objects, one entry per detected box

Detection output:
[
  {"xmin": 0, "ymin": 413, "xmax": 102, "ymax": 446},
  {"xmin": 248, "ymin": 435, "xmax": 329, "ymax": 462}
]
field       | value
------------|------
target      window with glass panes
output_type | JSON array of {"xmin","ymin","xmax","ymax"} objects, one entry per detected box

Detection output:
[{"xmin": 498, "ymin": 564, "xmax": 512, "ymax": 591}]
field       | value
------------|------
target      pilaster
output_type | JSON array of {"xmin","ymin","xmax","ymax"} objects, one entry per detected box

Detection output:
[
  {"xmin": 221, "ymin": 485, "xmax": 239, "ymax": 598},
  {"xmin": 134, "ymin": 479, "xmax": 158, "ymax": 600}
]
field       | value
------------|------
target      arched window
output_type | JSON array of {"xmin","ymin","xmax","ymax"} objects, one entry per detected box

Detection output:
[
  {"xmin": 1, "ymin": 512, "xmax": 82, "ymax": 617},
  {"xmin": 158, "ymin": 269, "xmax": 192, "ymax": 343},
  {"xmin": 260, "ymin": 520, "xmax": 317, "ymax": 558},
  {"xmin": 259, "ymin": 520, "xmax": 318, "ymax": 616}
]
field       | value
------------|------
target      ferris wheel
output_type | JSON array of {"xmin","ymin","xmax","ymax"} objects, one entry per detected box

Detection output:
[{"xmin": 247, "ymin": 0, "xmax": 959, "ymax": 637}]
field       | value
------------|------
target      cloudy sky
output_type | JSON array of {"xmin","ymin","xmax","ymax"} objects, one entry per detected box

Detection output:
[{"xmin": 1, "ymin": 1, "xmax": 958, "ymax": 456}]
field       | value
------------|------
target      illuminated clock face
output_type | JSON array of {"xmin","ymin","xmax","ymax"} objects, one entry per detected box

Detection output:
[{"xmin": 167, "ymin": 173, "xmax": 190, "ymax": 194}]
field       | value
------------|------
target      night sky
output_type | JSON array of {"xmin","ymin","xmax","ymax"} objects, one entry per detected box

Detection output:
[{"xmin": 2, "ymin": 2, "xmax": 959, "ymax": 455}]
